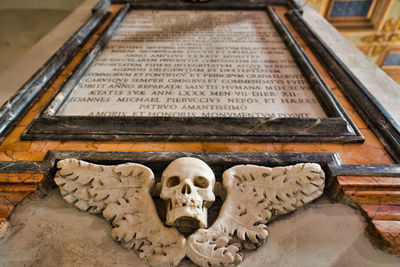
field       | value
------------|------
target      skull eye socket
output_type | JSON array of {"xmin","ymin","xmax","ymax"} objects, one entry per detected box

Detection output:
[
  {"xmin": 166, "ymin": 176, "xmax": 180, "ymax": 187},
  {"xmin": 194, "ymin": 176, "xmax": 209, "ymax": 188}
]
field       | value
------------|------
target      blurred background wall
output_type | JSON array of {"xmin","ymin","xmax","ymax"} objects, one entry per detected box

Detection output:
[
  {"xmin": 306, "ymin": 0, "xmax": 400, "ymax": 84},
  {"xmin": 0, "ymin": 0, "xmax": 84, "ymax": 73}
]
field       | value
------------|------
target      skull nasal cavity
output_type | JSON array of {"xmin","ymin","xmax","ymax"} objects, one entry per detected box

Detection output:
[{"xmin": 182, "ymin": 183, "xmax": 191, "ymax": 194}]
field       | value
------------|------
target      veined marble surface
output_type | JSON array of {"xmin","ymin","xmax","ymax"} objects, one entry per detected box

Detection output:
[
  {"xmin": 0, "ymin": 0, "xmax": 98, "ymax": 106},
  {"xmin": 0, "ymin": 0, "xmax": 399, "ymax": 124},
  {"xmin": 0, "ymin": 190, "xmax": 399, "ymax": 266},
  {"xmin": 0, "ymin": 1, "xmax": 399, "ymax": 265},
  {"xmin": 297, "ymin": 1, "xmax": 400, "ymax": 124}
]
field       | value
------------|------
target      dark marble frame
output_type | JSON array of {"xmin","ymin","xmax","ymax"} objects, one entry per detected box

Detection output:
[
  {"xmin": 19, "ymin": 0, "xmax": 363, "ymax": 143},
  {"xmin": 1, "ymin": 150, "xmax": 399, "ymax": 190},
  {"xmin": 285, "ymin": 10, "xmax": 400, "ymax": 162},
  {"xmin": 0, "ymin": 1, "xmax": 110, "ymax": 143},
  {"xmin": 1, "ymin": 149, "xmax": 399, "ymax": 234}
]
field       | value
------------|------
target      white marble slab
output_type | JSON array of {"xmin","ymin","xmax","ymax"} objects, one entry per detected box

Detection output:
[
  {"xmin": 1, "ymin": 190, "xmax": 399, "ymax": 267},
  {"xmin": 60, "ymin": 10, "xmax": 326, "ymax": 118}
]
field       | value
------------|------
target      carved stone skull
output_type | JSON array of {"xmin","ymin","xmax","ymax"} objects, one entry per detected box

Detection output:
[{"xmin": 160, "ymin": 157, "xmax": 215, "ymax": 231}]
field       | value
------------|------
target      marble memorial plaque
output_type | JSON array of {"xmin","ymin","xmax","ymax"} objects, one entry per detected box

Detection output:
[{"xmin": 59, "ymin": 10, "xmax": 327, "ymax": 119}]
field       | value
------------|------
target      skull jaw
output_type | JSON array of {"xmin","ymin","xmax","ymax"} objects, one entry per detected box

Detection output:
[{"xmin": 166, "ymin": 206, "xmax": 207, "ymax": 230}]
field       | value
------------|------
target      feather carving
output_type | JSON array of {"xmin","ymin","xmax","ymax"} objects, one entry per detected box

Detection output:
[
  {"xmin": 55, "ymin": 159, "xmax": 185, "ymax": 266},
  {"xmin": 55, "ymin": 159, "xmax": 325, "ymax": 267},
  {"xmin": 186, "ymin": 163, "xmax": 325, "ymax": 267}
]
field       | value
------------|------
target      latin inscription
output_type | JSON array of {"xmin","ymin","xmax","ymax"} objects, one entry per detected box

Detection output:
[{"xmin": 60, "ymin": 11, "xmax": 327, "ymax": 118}]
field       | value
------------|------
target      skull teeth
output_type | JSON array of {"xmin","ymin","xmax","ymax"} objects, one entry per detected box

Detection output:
[{"xmin": 171, "ymin": 199, "xmax": 201, "ymax": 209}]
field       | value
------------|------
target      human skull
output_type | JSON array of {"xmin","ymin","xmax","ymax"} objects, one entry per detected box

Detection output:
[{"xmin": 160, "ymin": 157, "xmax": 215, "ymax": 230}]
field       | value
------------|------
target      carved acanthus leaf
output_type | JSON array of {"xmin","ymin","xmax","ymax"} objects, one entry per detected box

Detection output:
[
  {"xmin": 108, "ymin": 195, "xmax": 186, "ymax": 266},
  {"xmin": 55, "ymin": 159, "xmax": 150, "ymax": 214},
  {"xmin": 55, "ymin": 159, "xmax": 185, "ymax": 266},
  {"xmin": 186, "ymin": 163, "xmax": 325, "ymax": 267},
  {"xmin": 55, "ymin": 159, "xmax": 325, "ymax": 267}
]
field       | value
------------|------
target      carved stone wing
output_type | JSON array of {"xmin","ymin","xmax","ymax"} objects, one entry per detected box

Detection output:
[
  {"xmin": 55, "ymin": 159, "xmax": 185, "ymax": 266},
  {"xmin": 186, "ymin": 163, "xmax": 325, "ymax": 267}
]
